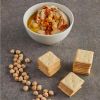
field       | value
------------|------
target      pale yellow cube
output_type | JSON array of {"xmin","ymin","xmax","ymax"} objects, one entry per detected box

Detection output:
[
  {"xmin": 58, "ymin": 72, "xmax": 84, "ymax": 97},
  {"xmin": 37, "ymin": 51, "xmax": 61, "ymax": 77},
  {"xmin": 73, "ymin": 49, "xmax": 94, "ymax": 75}
]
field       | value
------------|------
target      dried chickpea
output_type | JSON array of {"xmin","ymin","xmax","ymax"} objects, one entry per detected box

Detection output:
[
  {"xmin": 32, "ymin": 81, "xmax": 38, "ymax": 86},
  {"xmin": 22, "ymin": 80, "xmax": 27, "ymax": 84},
  {"xmin": 14, "ymin": 62, "xmax": 18, "ymax": 66},
  {"xmin": 26, "ymin": 81, "xmax": 31, "ymax": 86},
  {"xmin": 22, "ymin": 72, "xmax": 27, "ymax": 76},
  {"xmin": 43, "ymin": 92, "xmax": 49, "ymax": 97},
  {"xmin": 37, "ymin": 94, "xmax": 43, "ymax": 98},
  {"xmin": 14, "ymin": 76, "xmax": 19, "ymax": 81},
  {"xmin": 43, "ymin": 89, "xmax": 48, "ymax": 93},
  {"xmin": 17, "ymin": 59, "xmax": 21, "ymax": 64},
  {"xmin": 13, "ymin": 73, "xmax": 18, "ymax": 77},
  {"xmin": 13, "ymin": 58, "xmax": 17, "ymax": 62},
  {"xmin": 19, "ymin": 54, "xmax": 23, "ymax": 60},
  {"xmin": 14, "ymin": 54, "xmax": 19, "ymax": 58},
  {"xmin": 10, "ymin": 49, "xmax": 15, "ymax": 54},
  {"xmin": 19, "ymin": 68, "xmax": 23, "ymax": 72},
  {"xmin": 21, "ymin": 64, "xmax": 26, "ymax": 69},
  {"xmin": 48, "ymin": 90, "xmax": 54, "ymax": 96},
  {"xmin": 23, "ymin": 85, "xmax": 29, "ymax": 91},
  {"xmin": 9, "ymin": 64, "xmax": 14, "ymax": 69},
  {"xmin": 33, "ymin": 91, "xmax": 39, "ymax": 96},
  {"xmin": 32, "ymin": 85, "xmax": 37, "ymax": 91},
  {"xmin": 37, "ymin": 85, "xmax": 42, "ymax": 91},
  {"xmin": 16, "ymin": 70, "xmax": 19, "ymax": 74},
  {"xmin": 24, "ymin": 75, "xmax": 29, "ymax": 80},
  {"xmin": 16, "ymin": 50, "xmax": 21, "ymax": 54},
  {"xmin": 35, "ymin": 98, "xmax": 40, "ymax": 100},
  {"xmin": 19, "ymin": 76, "xmax": 23, "ymax": 81},
  {"xmin": 25, "ymin": 58, "xmax": 31, "ymax": 63},
  {"xmin": 17, "ymin": 64, "xmax": 21, "ymax": 68},
  {"xmin": 13, "ymin": 67, "xmax": 18, "ymax": 71},
  {"xmin": 41, "ymin": 97, "xmax": 47, "ymax": 100},
  {"xmin": 10, "ymin": 69, "xmax": 15, "ymax": 74}
]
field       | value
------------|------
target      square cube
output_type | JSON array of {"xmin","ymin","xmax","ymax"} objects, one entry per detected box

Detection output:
[
  {"xmin": 58, "ymin": 72, "xmax": 84, "ymax": 97},
  {"xmin": 73, "ymin": 49, "xmax": 94, "ymax": 75},
  {"xmin": 37, "ymin": 51, "xmax": 61, "ymax": 77}
]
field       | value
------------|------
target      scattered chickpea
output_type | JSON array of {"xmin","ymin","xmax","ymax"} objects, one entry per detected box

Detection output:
[
  {"xmin": 22, "ymin": 72, "xmax": 27, "ymax": 76},
  {"xmin": 48, "ymin": 90, "xmax": 54, "ymax": 96},
  {"xmin": 22, "ymin": 80, "xmax": 27, "ymax": 84},
  {"xmin": 32, "ymin": 85, "xmax": 37, "ymax": 91},
  {"xmin": 19, "ymin": 54, "xmax": 23, "ymax": 61},
  {"xmin": 13, "ymin": 58, "xmax": 17, "ymax": 62},
  {"xmin": 41, "ymin": 97, "xmax": 47, "ymax": 100},
  {"xmin": 37, "ymin": 94, "xmax": 43, "ymax": 98},
  {"xmin": 14, "ymin": 76, "xmax": 19, "ymax": 81},
  {"xmin": 19, "ymin": 76, "xmax": 23, "ymax": 81},
  {"xmin": 43, "ymin": 92, "xmax": 49, "ymax": 98},
  {"xmin": 13, "ymin": 67, "xmax": 18, "ymax": 71},
  {"xmin": 21, "ymin": 64, "xmax": 26, "ymax": 69},
  {"xmin": 19, "ymin": 68, "xmax": 23, "ymax": 72},
  {"xmin": 43, "ymin": 89, "xmax": 48, "ymax": 93},
  {"xmin": 24, "ymin": 75, "xmax": 29, "ymax": 80},
  {"xmin": 17, "ymin": 64, "xmax": 21, "ymax": 68},
  {"xmin": 9, "ymin": 64, "xmax": 14, "ymax": 69},
  {"xmin": 33, "ymin": 91, "xmax": 39, "ymax": 96},
  {"xmin": 13, "ymin": 73, "xmax": 18, "ymax": 77},
  {"xmin": 26, "ymin": 81, "xmax": 31, "ymax": 86},
  {"xmin": 23, "ymin": 85, "xmax": 29, "ymax": 91},
  {"xmin": 25, "ymin": 58, "xmax": 31, "ymax": 63},
  {"xmin": 16, "ymin": 50, "xmax": 21, "ymax": 54},
  {"xmin": 32, "ymin": 81, "xmax": 38, "ymax": 86},
  {"xmin": 10, "ymin": 69, "xmax": 15, "ymax": 74},
  {"xmin": 37, "ymin": 85, "xmax": 42, "ymax": 91},
  {"xmin": 14, "ymin": 54, "xmax": 19, "ymax": 58},
  {"xmin": 10, "ymin": 49, "xmax": 15, "ymax": 54}
]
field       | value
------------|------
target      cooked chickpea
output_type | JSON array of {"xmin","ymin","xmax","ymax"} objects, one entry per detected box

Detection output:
[
  {"xmin": 25, "ymin": 58, "xmax": 31, "ymax": 63},
  {"xmin": 32, "ymin": 85, "xmax": 37, "ymax": 91},
  {"xmin": 10, "ymin": 49, "xmax": 15, "ymax": 54},
  {"xmin": 10, "ymin": 69, "xmax": 15, "ymax": 74},
  {"xmin": 37, "ymin": 85, "xmax": 42, "ymax": 91},
  {"xmin": 43, "ymin": 92, "xmax": 49, "ymax": 97},
  {"xmin": 32, "ymin": 81, "xmax": 38, "ymax": 86},
  {"xmin": 33, "ymin": 91, "xmax": 39, "ymax": 96},
  {"xmin": 26, "ymin": 81, "xmax": 31, "ymax": 86},
  {"xmin": 19, "ymin": 76, "xmax": 23, "ymax": 81},
  {"xmin": 21, "ymin": 64, "xmax": 26, "ymax": 69},
  {"xmin": 19, "ymin": 68, "xmax": 23, "ymax": 72},
  {"xmin": 23, "ymin": 85, "xmax": 29, "ymax": 91},
  {"xmin": 16, "ymin": 50, "xmax": 21, "ymax": 54},
  {"xmin": 24, "ymin": 75, "xmax": 29, "ymax": 80},
  {"xmin": 9, "ymin": 64, "xmax": 14, "ymax": 69},
  {"xmin": 48, "ymin": 90, "xmax": 54, "ymax": 96}
]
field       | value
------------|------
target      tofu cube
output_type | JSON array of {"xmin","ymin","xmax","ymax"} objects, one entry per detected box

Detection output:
[
  {"xmin": 37, "ymin": 51, "xmax": 61, "ymax": 77},
  {"xmin": 58, "ymin": 72, "xmax": 84, "ymax": 97}
]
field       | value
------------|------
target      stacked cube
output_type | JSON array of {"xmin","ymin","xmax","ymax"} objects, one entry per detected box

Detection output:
[
  {"xmin": 37, "ymin": 51, "xmax": 61, "ymax": 77},
  {"xmin": 73, "ymin": 49, "xmax": 94, "ymax": 75},
  {"xmin": 58, "ymin": 72, "xmax": 84, "ymax": 97}
]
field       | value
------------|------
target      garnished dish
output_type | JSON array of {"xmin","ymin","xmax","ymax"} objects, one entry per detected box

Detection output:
[{"xmin": 27, "ymin": 5, "xmax": 70, "ymax": 35}]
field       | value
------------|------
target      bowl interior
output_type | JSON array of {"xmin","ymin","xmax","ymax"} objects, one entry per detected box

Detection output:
[{"xmin": 23, "ymin": 2, "xmax": 74, "ymax": 36}]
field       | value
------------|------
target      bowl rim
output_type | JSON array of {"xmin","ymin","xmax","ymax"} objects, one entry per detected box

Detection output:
[{"xmin": 23, "ymin": 2, "xmax": 74, "ymax": 37}]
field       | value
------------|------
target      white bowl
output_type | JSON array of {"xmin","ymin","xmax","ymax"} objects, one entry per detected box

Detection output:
[{"xmin": 23, "ymin": 2, "xmax": 74, "ymax": 45}]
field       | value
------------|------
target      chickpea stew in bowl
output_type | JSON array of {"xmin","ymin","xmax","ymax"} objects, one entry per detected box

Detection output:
[{"xmin": 27, "ymin": 5, "xmax": 70, "ymax": 35}]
